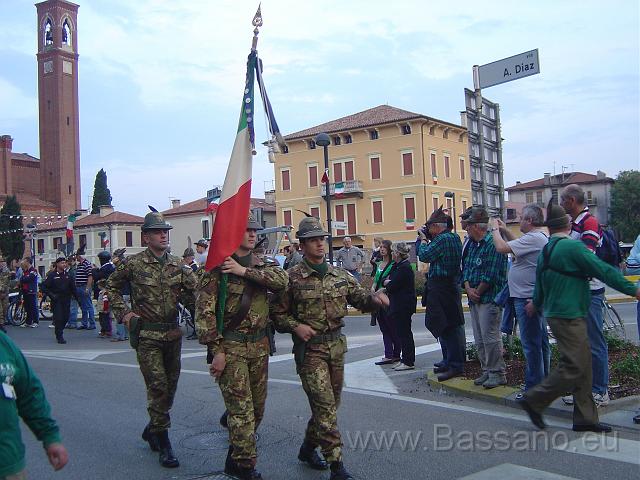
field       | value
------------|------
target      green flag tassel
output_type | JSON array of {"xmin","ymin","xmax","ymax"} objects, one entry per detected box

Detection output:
[{"xmin": 216, "ymin": 273, "xmax": 228, "ymax": 334}]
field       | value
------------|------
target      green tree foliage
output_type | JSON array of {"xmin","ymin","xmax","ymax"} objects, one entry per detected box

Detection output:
[
  {"xmin": 0, "ymin": 195, "xmax": 25, "ymax": 263},
  {"xmin": 91, "ymin": 168, "xmax": 113, "ymax": 214},
  {"xmin": 610, "ymin": 170, "xmax": 640, "ymax": 242}
]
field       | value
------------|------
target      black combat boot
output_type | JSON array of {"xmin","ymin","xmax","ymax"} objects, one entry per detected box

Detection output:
[
  {"xmin": 224, "ymin": 446, "xmax": 263, "ymax": 479},
  {"xmin": 329, "ymin": 461, "xmax": 354, "ymax": 480},
  {"xmin": 156, "ymin": 430, "xmax": 179, "ymax": 468},
  {"xmin": 298, "ymin": 441, "xmax": 329, "ymax": 470},
  {"xmin": 141, "ymin": 424, "xmax": 159, "ymax": 452}
]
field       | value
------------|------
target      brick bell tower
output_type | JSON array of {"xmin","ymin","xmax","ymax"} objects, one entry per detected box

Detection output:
[{"xmin": 35, "ymin": 0, "xmax": 81, "ymax": 214}]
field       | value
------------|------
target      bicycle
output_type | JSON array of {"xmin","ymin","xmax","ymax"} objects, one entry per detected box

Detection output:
[
  {"xmin": 602, "ymin": 299, "xmax": 626, "ymax": 339},
  {"xmin": 39, "ymin": 293, "xmax": 53, "ymax": 320},
  {"xmin": 7, "ymin": 292, "xmax": 26, "ymax": 326}
]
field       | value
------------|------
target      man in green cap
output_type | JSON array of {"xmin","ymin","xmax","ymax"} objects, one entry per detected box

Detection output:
[
  {"xmin": 271, "ymin": 217, "xmax": 388, "ymax": 480},
  {"xmin": 107, "ymin": 210, "xmax": 197, "ymax": 468},
  {"xmin": 196, "ymin": 214, "xmax": 287, "ymax": 480},
  {"xmin": 520, "ymin": 201, "xmax": 640, "ymax": 432}
]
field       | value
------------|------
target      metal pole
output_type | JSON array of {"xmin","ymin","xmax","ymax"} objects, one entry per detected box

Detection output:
[
  {"xmin": 323, "ymin": 143, "xmax": 334, "ymax": 265},
  {"xmin": 452, "ymin": 192, "xmax": 457, "ymax": 234}
]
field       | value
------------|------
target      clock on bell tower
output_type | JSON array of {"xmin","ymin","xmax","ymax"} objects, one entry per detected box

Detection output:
[{"xmin": 36, "ymin": 0, "xmax": 81, "ymax": 214}]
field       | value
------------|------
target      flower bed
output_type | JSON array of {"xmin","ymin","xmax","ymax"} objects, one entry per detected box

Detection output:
[{"xmin": 463, "ymin": 332, "xmax": 640, "ymax": 400}]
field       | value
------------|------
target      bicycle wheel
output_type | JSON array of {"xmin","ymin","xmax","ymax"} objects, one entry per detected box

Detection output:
[
  {"xmin": 39, "ymin": 296, "xmax": 53, "ymax": 320},
  {"xmin": 9, "ymin": 301, "xmax": 26, "ymax": 326},
  {"xmin": 603, "ymin": 302, "xmax": 626, "ymax": 339}
]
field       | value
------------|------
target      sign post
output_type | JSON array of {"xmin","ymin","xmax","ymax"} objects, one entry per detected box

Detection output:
[{"xmin": 464, "ymin": 49, "xmax": 540, "ymax": 216}]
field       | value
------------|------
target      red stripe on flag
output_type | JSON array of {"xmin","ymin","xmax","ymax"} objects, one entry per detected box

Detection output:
[{"xmin": 205, "ymin": 180, "xmax": 252, "ymax": 270}]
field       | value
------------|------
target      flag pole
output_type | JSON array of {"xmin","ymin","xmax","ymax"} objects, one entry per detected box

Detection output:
[{"xmin": 251, "ymin": 4, "xmax": 262, "ymax": 52}]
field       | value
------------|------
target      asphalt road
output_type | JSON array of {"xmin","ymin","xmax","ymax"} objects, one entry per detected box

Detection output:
[{"xmin": 6, "ymin": 301, "xmax": 640, "ymax": 480}]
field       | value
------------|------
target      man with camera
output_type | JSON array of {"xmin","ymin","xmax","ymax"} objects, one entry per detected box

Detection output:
[{"xmin": 418, "ymin": 207, "xmax": 465, "ymax": 381}]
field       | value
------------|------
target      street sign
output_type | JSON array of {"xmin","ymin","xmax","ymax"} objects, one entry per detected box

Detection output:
[
  {"xmin": 477, "ymin": 49, "xmax": 540, "ymax": 89},
  {"xmin": 332, "ymin": 221, "xmax": 348, "ymax": 230}
]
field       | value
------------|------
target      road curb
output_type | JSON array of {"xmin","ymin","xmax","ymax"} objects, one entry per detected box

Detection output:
[{"xmin": 426, "ymin": 372, "xmax": 640, "ymax": 432}]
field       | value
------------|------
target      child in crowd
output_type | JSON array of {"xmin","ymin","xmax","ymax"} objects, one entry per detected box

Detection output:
[{"xmin": 96, "ymin": 280, "xmax": 112, "ymax": 338}]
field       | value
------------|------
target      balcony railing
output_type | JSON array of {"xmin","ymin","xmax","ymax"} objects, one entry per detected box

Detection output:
[{"xmin": 320, "ymin": 180, "xmax": 364, "ymax": 198}]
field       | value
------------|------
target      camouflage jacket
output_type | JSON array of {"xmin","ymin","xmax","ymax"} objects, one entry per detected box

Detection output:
[
  {"xmin": 271, "ymin": 261, "xmax": 378, "ymax": 334},
  {"xmin": 196, "ymin": 254, "xmax": 287, "ymax": 357},
  {"xmin": 106, "ymin": 248, "xmax": 197, "ymax": 341}
]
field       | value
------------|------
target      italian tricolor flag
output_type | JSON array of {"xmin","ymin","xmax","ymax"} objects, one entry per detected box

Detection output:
[
  {"xmin": 205, "ymin": 52, "xmax": 257, "ymax": 271},
  {"xmin": 66, "ymin": 213, "xmax": 77, "ymax": 240},
  {"xmin": 405, "ymin": 219, "xmax": 415, "ymax": 230}
]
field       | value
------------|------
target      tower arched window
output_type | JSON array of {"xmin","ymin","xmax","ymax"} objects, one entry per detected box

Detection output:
[
  {"xmin": 44, "ymin": 18, "xmax": 53, "ymax": 46},
  {"xmin": 62, "ymin": 19, "xmax": 72, "ymax": 46}
]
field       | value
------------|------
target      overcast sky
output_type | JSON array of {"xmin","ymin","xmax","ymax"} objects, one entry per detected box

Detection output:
[{"xmin": 1, "ymin": 0, "xmax": 638, "ymax": 216}]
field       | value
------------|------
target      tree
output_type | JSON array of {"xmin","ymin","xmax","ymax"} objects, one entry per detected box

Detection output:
[
  {"xmin": 91, "ymin": 168, "xmax": 112, "ymax": 214},
  {"xmin": 610, "ymin": 170, "xmax": 640, "ymax": 242},
  {"xmin": 0, "ymin": 195, "xmax": 25, "ymax": 263}
]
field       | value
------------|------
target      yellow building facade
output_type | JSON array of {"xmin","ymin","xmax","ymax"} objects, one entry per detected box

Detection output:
[{"xmin": 273, "ymin": 105, "xmax": 472, "ymax": 250}]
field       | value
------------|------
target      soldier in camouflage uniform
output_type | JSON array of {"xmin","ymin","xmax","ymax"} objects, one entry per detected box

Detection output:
[
  {"xmin": 0, "ymin": 253, "xmax": 10, "ymax": 333},
  {"xmin": 106, "ymin": 211, "xmax": 197, "ymax": 468},
  {"xmin": 196, "ymin": 215, "xmax": 287, "ymax": 480},
  {"xmin": 271, "ymin": 217, "xmax": 389, "ymax": 480}
]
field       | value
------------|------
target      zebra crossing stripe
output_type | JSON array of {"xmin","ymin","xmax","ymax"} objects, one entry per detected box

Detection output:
[{"xmin": 459, "ymin": 463, "xmax": 578, "ymax": 479}]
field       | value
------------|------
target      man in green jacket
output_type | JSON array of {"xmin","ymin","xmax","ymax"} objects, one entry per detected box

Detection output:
[
  {"xmin": 520, "ymin": 202, "xmax": 640, "ymax": 432},
  {"xmin": 0, "ymin": 332, "xmax": 68, "ymax": 479}
]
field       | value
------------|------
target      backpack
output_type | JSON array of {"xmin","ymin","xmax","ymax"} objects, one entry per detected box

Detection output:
[
  {"xmin": 596, "ymin": 228, "xmax": 622, "ymax": 266},
  {"xmin": 540, "ymin": 237, "xmax": 589, "ymax": 279}
]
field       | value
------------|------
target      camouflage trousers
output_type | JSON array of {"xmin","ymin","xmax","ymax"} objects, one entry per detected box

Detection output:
[
  {"xmin": 219, "ymin": 351, "xmax": 269, "ymax": 468},
  {"xmin": 299, "ymin": 336, "xmax": 347, "ymax": 463},
  {"xmin": 137, "ymin": 337, "xmax": 182, "ymax": 432},
  {"xmin": 0, "ymin": 296, "xmax": 7, "ymax": 326}
]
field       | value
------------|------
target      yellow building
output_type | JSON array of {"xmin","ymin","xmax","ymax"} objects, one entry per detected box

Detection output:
[{"xmin": 273, "ymin": 105, "xmax": 472, "ymax": 250}]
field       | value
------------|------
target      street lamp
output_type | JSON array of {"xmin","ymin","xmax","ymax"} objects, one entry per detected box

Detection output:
[
  {"xmin": 444, "ymin": 191, "xmax": 456, "ymax": 234},
  {"xmin": 314, "ymin": 132, "xmax": 333, "ymax": 265}
]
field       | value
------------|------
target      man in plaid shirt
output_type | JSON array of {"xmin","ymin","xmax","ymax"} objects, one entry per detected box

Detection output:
[
  {"xmin": 418, "ymin": 207, "xmax": 465, "ymax": 381},
  {"xmin": 462, "ymin": 207, "xmax": 508, "ymax": 389}
]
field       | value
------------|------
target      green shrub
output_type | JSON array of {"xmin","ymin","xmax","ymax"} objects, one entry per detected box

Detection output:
[
  {"xmin": 502, "ymin": 334, "xmax": 525, "ymax": 360},
  {"xmin": 466, "ymin": 342, "xmax": 478, "ymax": 361},
  {"xmin": 611, "ymin": 351, "xmax": 640, "ymax": 382},
  {"xmin": 604, "ymin": 331, "xmax": 632, "ymax": 352}
]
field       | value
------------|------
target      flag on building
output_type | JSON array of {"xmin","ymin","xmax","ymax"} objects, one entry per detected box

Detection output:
[
  {"xmin": 405, "ymin": 219, "xmax": 415, "ymax": 230},
  {"xmin": 205, "ymin": 51, "xmax": 258, "ymax": 270},
  {"xmin": 334, "ymin": 182, "xmax": 345, "ymax": 197}
]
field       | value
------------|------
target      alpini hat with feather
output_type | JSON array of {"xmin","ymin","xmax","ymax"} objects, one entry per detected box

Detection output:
[
  {"xmin": 544, "ymin": 199, "xmax": 570, "ymax": 229},
  {"xmin": 142, "ymin": 205, "xmax": 172, "ymax": 231}
]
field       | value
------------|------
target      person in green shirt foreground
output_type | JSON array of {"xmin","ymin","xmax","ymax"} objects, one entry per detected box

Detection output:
[
  {"xmin": 519, "ymin": 201, "xmax": 640, "ymax": 432},
  {"xmin": 0, "ymin": 332, "xmax": 68, "ymax": 479}
]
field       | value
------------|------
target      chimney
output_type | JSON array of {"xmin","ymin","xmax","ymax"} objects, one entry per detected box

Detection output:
[
  {"xmin": 0, "ymin": 135, "xmax": 13, "ymax": 196},
  {"xmin": 543, "ymin": 173, "xmax": 551, "ymax": 186},
  {"xmin": 98, "ymin": 205, "xmax": 114, "ymax": 217},
  {"xmin": 264, "ymin": 190, "xmax": 275, "ymax": 205},
  {"xmin": 516, "ymin": 181, "xmax": 521, "ymax": 185},
  {"xmin": 596, "ymin": 170, "xmax": 606, "ymax": 180},
  {"xmin": 171, "ymin": 199, "xmax": 181, "ymax": 209}
]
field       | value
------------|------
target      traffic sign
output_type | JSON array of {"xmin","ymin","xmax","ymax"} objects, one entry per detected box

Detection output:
[{"xmin": 477, "ymin": 49, "xmax": 540, "ymax": 89}]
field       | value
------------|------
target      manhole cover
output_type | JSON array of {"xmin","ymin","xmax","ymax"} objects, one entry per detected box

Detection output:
[
  {"xmin": 181, "ymin": 425, "xmax": 293, "ymax": 452},
  {"xmin": 191, "ymin": 473, "xmax": 235, "ymax": 479}
]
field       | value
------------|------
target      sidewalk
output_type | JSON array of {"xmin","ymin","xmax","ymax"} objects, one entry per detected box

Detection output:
[{"xmin": 426, "ymin": 372, "xmax": 640, "ymax": 433}]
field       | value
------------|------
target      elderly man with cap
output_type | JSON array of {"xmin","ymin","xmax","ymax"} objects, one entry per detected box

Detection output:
[
  {"xmin": 283, "ymin": 239, "xmax": 303, "ymax": 271},
  {"xmin": 271, "ymin": 217, "xmax": 388, "ymax": 480},
  {"xmin": 194, "ymin": 238, "xmax": 209, "ymax": 266},
  {"xmin": 107, "ymin": 209, "xmax": 197, "ymax": 468},
  {"xmin": 418, "ymin": 207, "xmax": 465, "ymax": 381},
  {"xmin": 196, "ymin": 214, "xmax": 287, "ymax": 480},
  {"xmin": 182, "ymin": 247, "xmax": 198, "ymax": 272},
  {"xmin": 520, "ymin": 201, "xmax": 640, "ymax": 432},
  {"xmin": 0, "ymin": 252, "xmax": 11, "ymax": 333},
  {"xmin": 461, "ymin": 207, "xmax": 508, "ymax": 389},
  {"xmin": 41, "ymin": 257, "xmax": 78, "ymax": 344}
]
